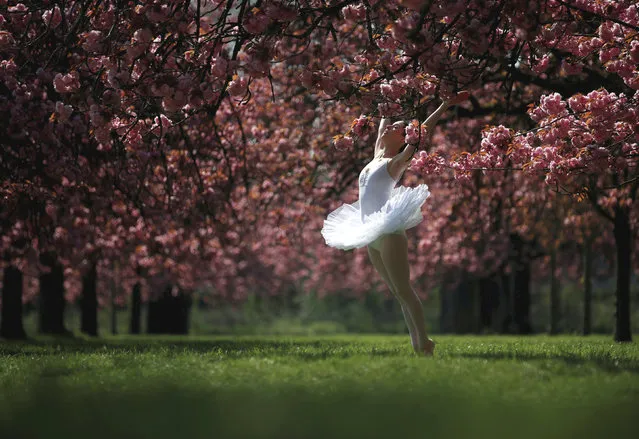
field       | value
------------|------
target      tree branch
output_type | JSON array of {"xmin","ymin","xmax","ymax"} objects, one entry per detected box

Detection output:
[{"xmin": 557, "ymin": 0, "xmax": 639, "ymax": 33}]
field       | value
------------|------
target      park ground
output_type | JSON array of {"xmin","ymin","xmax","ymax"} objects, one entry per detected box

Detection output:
[{"xmin": 0, "ymin": 335, "xmax": 637, "ymax": 439}]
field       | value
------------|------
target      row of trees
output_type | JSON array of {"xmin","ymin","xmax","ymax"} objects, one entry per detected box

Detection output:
[{"xmin": 1, "ymin": 1, "xmax": 637, "ymax": 341}]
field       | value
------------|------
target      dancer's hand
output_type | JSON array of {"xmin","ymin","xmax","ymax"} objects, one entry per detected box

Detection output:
[
  {"xmin": 420, "ymin": 91, "xmax": 470, "ymax": 134},
  {"xmin": 446, "ymin": 90, "xmax": 470, "ymax": 106}
]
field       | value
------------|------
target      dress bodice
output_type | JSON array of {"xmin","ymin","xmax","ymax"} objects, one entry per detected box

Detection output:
[{"xmin": 358, "ymin": 158, "xmax": 397, "ymax": 222}]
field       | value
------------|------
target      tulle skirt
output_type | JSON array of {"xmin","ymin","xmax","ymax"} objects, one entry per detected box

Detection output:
[{"xmin": 321, "ymin": 185, "xmax": 431, "ymax": 250}]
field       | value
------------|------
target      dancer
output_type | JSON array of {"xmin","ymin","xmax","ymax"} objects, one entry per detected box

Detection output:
[{"xmin": 321, "ymin": 92, "xmax": 469, "ymax": 356}]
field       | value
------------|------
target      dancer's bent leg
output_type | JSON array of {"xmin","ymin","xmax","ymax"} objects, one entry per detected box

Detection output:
[
  {"xmin": 368, "ymin": 245, "xmax": 420, "ymax": 352},
  {"xmin": 379, "ymin": 233, "xmax": 434, "ymax": 355}
]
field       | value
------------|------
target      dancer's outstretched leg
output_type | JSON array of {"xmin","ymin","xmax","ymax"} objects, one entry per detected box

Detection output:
[
  {"xmin": 368, "ymin": 246, "xmax": 419, "ymax": 352},
  {"xmin": 379, "ymin": 233, "xmax": 434, "ymax": 356}
]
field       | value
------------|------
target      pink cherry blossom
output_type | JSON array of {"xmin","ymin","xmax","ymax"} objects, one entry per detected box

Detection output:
[
  {"xmin": 228, "ymin": 76, "xmax": 249, "ymax": 97},
  {"xmin": 42, "ymin": 6, "xmax": 62, "ymax": 28},
  {"xmin": 53, "ymin": 71, "xmax": 80, "ymax": 93},
  {"xmin": 334, "ymin": 135, "xmax": 354, "ymax": 150},
  {"xmin": 0, "ymin": 30, "xmax": 15, "ymax": 49}
]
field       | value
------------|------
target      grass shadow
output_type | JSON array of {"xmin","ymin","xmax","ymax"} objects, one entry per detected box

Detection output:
[{"xmin": 2, "ymin": 376, "xmax": 637, "ymax": 439}]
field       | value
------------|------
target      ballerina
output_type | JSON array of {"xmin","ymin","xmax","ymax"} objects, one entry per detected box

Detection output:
[{"xmin": 321, "ymin": 92, "xmax": 470, "ymax": 356}]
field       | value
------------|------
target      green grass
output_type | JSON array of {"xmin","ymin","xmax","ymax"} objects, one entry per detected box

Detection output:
[{"xmin": 0, "ymin": 335, "xmax": 637, "ymax": 439}]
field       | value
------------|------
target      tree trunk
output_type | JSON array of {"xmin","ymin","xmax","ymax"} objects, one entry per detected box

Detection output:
[
  {"xmin": 111, "ymin": 295, "xmax": 118, "ymax": 335},
  {"xmin": 439, "ymin": 273, "xmax": 455, "ymax": 333},
  {"xmin": 510, "ymin": 234, "xmax": 533, "ymax": 335},
  {"xmin": 80, "ymin": 262, "xmax": 98, "ymax": 336},
  {"xmin": 111, "ymin": 262, "xmax": 119, "ymax": 335},
  {"xmin": 583, "ymin": 236, "xmax": 593, "ymax": 336},
  {"xmin": 479, "ymin": 274, "xmax": 500, "ymax": 332},
  {"xmin": 549, "ymin": 247, "xmax": 561, "ymax": 335},
  {"xmin": 38, "ymin": 253, "xmax": 68, "ymax": 335},
  {"xmin": 513, "ymin": 262, "xmax": 532, "ymax": 334},
  {"xmin": 499, "ymin": 271, "xmax": 513, "ymax": 333},
  {"xmin": 130, "ymin": 282, "xmax": 142, "ymax": 334},
  {"xmin": 147, "ymin": 285, "xmax": 192, "ymax": 334},
  {"xmin": 175, "ymin": 290, "xmax": 192, "ymax": 334},
  {"xmin": 147, "ymin": 285, "xmax": 166, "ymax": 334},
  {"xmin": 613, "ymin": 207, "xmax": 632, "ymax": 342},
  {"xmin": 453, "ymin": 274, "xmax": 477, "ymax": 334},
  {"xmin": 1, "ymin": 266, "xmax": 27, "ymax": 339}
]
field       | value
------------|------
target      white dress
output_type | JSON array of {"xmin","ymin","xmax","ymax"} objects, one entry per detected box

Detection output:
[{"xmin": 321, "ymin": 157, "xmax": 431, "ymax": 250}]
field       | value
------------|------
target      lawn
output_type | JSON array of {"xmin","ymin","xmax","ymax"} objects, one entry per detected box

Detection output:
[{"xmin": 0, "ymin": 335, "xmax": 637, "ymax": 439}]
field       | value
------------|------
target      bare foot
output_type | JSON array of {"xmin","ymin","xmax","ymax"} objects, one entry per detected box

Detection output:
[
  {"xmin": 423, "ymin": 338, "xmax": 436, "ymax": 357},
  {"xmin": 447, "ymin": 91, "xmax": 470, "ymax": 106}
]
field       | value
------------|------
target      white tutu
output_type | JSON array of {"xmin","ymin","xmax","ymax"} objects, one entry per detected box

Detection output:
[{"xmin": 321, "ymin": 185, "xmax": 431, "ymax": 250}]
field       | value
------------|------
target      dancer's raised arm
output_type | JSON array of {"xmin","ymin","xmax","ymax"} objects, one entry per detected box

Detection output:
[
  {"xmin": 387, "ymin": 91, "xmax": 470, "ymax": 179},
  {"xmin": 374, "ymin": 118, "xmax": 392, "ymax": 157},
  {"xmin": 422, "ymin": 91, "xmax": 470, "ymax": 132}
]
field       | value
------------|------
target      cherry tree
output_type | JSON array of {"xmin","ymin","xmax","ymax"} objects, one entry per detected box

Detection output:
[{"xmin": 1, "ymin": 0, "xmax": 637, "ymax": 342}]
